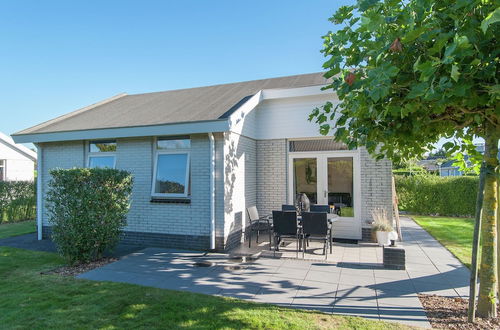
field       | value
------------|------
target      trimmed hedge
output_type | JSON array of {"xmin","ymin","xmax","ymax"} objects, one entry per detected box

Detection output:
[
  {"xmin": 0, "ymin": 181, "xmax": 36, "ymax": 223},
  {"xmin": 395, "ymin": 174, "xmax": 478, "ymax": 217},
  {"xmin": 46, "ymin": 168, "xmax": 133, "ymax": 264}
]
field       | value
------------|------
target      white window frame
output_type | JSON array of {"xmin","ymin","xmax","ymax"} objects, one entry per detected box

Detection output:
[
  {"xmin": 87, "ymin": 141, "xmax": 116, "ymax": 169},
  {"xmin": 151, "ymin": 138, "xmax": 191, "ymax": 198},
  {"xmin": 0, "ymin": 159, "xmax": 5, "ymax": 181}
]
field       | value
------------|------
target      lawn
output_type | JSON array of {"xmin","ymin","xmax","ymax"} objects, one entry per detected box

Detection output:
[
  {"xmin": 0, "ymin": 220, "xmax": 36, "ymax": 239},
  {"xmin": 411, "ymin": 215, "xmax": 473, "ymax": 268},
  {"xmin": 0, "ymin": 247, "xmax": 414, "ymax": 329}
]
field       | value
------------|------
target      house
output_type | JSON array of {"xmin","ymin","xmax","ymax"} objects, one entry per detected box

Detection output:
[
  {"xmin": 439, "ymin": 160, "xmax": 464, "ymax": 177},
  {"xmin": 0, "ymin": 131, "xmax": 37, "ymax": 181},
  {"xmin": 439, "ymin": 143, "xmax": 486, "ymax": 177},
  {"xmin": 12, "ymin": 73, "xmax": 392, "ymax": 251}
]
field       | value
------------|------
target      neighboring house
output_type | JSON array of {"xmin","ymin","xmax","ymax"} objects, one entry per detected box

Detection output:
[
  {"xmin": 439, "ymin": 143, "xmax": 486, "ymax": 177},
  {"xmin": 13, "ymin": 73, "xmax": 392, "ymax": 251},
  {"xmin": 439, "ymin": 160, "xmax": 463, "ymax": 177},
  {"xmin": 0, "ymin": 131, "xmax": 37, "ymax": 181}
]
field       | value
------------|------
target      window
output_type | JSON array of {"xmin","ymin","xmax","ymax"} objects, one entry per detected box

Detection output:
[
  {"xmin": 152, "ymin": 137, "xmax": 190, "ymax": 198},
  {"xmin": 88, "ymin": 140, "xmax": 116, "ymax": 168},
  {"xmin": 0, "ymin": 160, "xmax": 5, "ymax": 181}
]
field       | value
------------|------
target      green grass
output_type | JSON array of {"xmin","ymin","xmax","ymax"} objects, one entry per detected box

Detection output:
[
  {"xmin": 0, "ymin": 220, "xmax": 36, "ymax": 239},
  {"xmin": 0, "ymin": 247, "xmax": 416, "ymax": 329},
  {"xmin": 411, "ymin": 215, "xmax": 474, "ymax": 268}
]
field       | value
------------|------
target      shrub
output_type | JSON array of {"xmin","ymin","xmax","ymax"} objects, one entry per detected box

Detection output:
[
  {"xmin": 0, "ymin": 181, "xmax": 36, "ymax": 223},
  {"xmin": 395, "ymin": 174, "xmax": 478, "ymax": 217},
  {"xmin": 46, "ymin": 168, "xmax": 133, "ymax": 264}
]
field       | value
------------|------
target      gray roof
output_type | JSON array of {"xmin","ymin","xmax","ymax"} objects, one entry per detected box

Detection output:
[{"xmin": 15, "ymin": 72, "xmax": 328, "ymax": 135}]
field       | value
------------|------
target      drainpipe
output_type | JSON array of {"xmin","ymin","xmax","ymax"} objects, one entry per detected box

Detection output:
[
  {"xmin": 35, "ymin": 144, "xmax": 42, "ymax": 240},
  {"xmin": 208, "ymin": 133, "xmax": 216, "ymax": 250}
]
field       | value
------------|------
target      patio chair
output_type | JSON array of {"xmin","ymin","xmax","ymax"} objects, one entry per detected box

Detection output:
[
  {"xmin": 281, "ymin": 204, "xmax": 296, "ymax": 211},
  {"xmin": 310, "ymin": 204, "xmax": 330, "ymax": 213},
  {"xmin": 246, "ymin": 206, "xmax": 273, "ymax": 250},
  {"xmin": 272, "ymin": 210, "xmax": 300, "ymax": 257},
  {"xmin": 300, "ymin": 212, "xmax": 331, "ymax": 260}
]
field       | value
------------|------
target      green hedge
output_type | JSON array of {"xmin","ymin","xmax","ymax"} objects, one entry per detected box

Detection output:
[
  {"xmin": 0, "ymin": 181, "xmax": 36, "ymax": 223},
  {"xmin": 395, "ymin": 174, "xmax": 478, "ymax": 217},
  {"xmin": 47, "ymin": 168, "xmax": 133, "ymax": 264}
]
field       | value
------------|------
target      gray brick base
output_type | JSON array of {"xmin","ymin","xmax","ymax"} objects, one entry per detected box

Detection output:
[
  {"xmin": 42, "ymin": 225, "xmax": 52, "ymax": 239},
  {"xmin": 42, "ymin": 226, "xmax": 238, "ymax": 252},
  {"xmin": 361, "ymin": 227, "xmax": 375, "ymax": 242},
  {"xmin": 383, "ymin": 246, "xmax": 406, "ymax": 270},
  {"xmin": 121, "ymin": 231, "xmax": 211, "ymax": 251}
]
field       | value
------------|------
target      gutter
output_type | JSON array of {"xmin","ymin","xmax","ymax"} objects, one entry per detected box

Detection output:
[
  {"xmin": 208, "ymin": 133, "xmax": 216, "ymax": 250},
  {"xmin": 35, "ymin": 144, "xmax": 42, "ymax": 240}
]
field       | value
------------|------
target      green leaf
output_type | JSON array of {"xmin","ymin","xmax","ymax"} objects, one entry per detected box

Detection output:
[
  {"xmin": 451, "ymin": 64, "xmax": 460, "ymax": 82},
  {"xmin": 407, "ymin": 82, "xmax": 428, "ymax": 98},
  {"xmin": 481, "ymin": 7, "xmax": 500, "ymax": 33},
  {"xmin": 402, "ymin": 27, "xmax": 427, "ymax": 43}
]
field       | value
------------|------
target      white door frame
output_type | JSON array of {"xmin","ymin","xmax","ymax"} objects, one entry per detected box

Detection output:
[{"xmin": 287, "ymin": 149, "xmax": 362, "ymax": 239}]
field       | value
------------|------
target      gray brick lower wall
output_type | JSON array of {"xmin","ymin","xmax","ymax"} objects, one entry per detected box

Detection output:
[
  {"xmin": 361, "ymin": 227, "xmax": 375, "ymax": 242},
  {"xmin": 42, "ymin": 226, "xmax": 235, "ymax": 252}
]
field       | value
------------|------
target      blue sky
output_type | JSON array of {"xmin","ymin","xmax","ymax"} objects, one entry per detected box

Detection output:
[{"xmin": 0, "ymin": 0, "xmax": 349, "ymax": 137}]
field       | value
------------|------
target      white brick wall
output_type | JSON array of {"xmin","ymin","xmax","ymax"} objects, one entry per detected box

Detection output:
[
  {"xmin": 359, "ymin": 147, "xmax": 393, "ymax": 226},
  {"xmin": 256, "ymin": 139, "xmax": 287, "ymax": 216},
  {"xmin": 40, "ymin": 135, "xmax": 225, "ymax": 240},
  {"xmin": 40, "ymin": 141, "xmax": 86, "ymax": 226},
  {"xmin": 222, "ymin": 132, "xmax": 256, "ymax": 246}
]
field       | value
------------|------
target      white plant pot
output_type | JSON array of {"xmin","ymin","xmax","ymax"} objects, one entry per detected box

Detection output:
[{"xmin": 376, "ymin": 231, "xmax": 391, "ymax": 246}]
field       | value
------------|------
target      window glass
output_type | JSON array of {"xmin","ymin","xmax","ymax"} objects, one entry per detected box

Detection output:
[
  {"xmin": 328, "ymin": 157, "xmax": 354, "ymax": 217},
  {"xmin": 154, "ymin": 153, "xmax": 189, "ymax": 195},
  {"xmin": 157, "ymin": 138, "xmax": 190, "ymax": 150},
  {"xmin": 89, "ymin": 140, "xmax": 116, "ymax": 152},
  {"xmin": 293, "ymin": 158, "xmax": 317, "ymax": 204},
  {"xmin": 89, "ymin": 156, "xmax": 115, "ymax": 169}
]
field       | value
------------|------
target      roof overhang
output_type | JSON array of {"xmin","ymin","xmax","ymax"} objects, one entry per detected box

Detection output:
[
  {"xmin": 12, "ymin": 119, "xmax": 229, "ymax": 143},
  {"xmin": 12, "ymin": 84, "xmax": 331, "ymax": 144}
]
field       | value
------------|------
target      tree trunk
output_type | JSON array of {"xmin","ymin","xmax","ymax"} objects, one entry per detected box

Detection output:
[
  {"xmin": 468, "ymin": 162, "xmax": 486, "ymax": 322},
  {"xmin": 477, "ymin": 124, "xmax": 499, "ymax": 318}
]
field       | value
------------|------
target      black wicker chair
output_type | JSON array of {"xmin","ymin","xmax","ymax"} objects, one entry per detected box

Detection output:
[
  {"xmin": 301, "ymin": 211, "xmax": 331, "ymax": 259},
  {"xmin": 281, "ymin": 204, "xmax": 296, "ymax": 211},
  {"xmin": 272, "ymin": 210, "xmax": 300, "ymax": 257}
]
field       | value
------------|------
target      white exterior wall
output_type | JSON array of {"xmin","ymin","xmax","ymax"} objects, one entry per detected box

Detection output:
[
  {"xmin": 0, "ymin": 141, "xmax": 35, "ymax": 181},
  {"xmin": 222, "ymin": 132, "xmax": 256, "ymax": 247},
  {"xmin": 40, "ymin": 141, "xmax": 86, "ymax": 226},
  {"xmin": 229, "ymin": 93, "xmax": 393, "ymax": 240}
]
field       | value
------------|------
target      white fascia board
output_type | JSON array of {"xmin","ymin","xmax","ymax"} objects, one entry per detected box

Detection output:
[
  {"xmin": 227, "ymin": 91, "xmax": 263, "ymax": 133},
  {"xmin": 261, "ymin": 85, "xmax": 334, "ymax": 100},
  {"xmin": 12, "ymin": 120, "xmax": 230, "ymax": 143}
]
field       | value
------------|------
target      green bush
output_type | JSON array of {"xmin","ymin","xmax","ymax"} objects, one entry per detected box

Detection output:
[
  {"xmin": 46, "ymin": 168, "xmax": 133, "ymax": 264},
  {"xmin": 0, "ymin": 181, "xmax": 36, "ymax": 223},
  {"xmin": 395, "ymin": 174, "xmax": 478, "ymax": 217}
]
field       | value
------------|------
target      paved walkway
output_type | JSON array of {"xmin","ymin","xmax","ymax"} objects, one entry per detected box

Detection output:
[{"xmin": 78, "ymin": 217, "xmax": 470, "ymax": 328}]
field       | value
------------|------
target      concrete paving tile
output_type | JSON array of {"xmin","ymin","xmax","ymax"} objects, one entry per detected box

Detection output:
[
  {"xmin": 274, "ymin": 266, "xmax": 309, "ymax": 280},
  {"xmin": 336, "ymin": 284, "xmax": 377, "ymax": 299},
  {"xmin": 309, "ymin": 263, "xmax": 341, "ymax": 273},
  {"xmin": 339, "ymin": 273, "xmax": 376, "ymax": 286},
  {"xmin": 373, "ymin": 269, "xmax": 410, "ymax": 281},
  {"xmin": 304, "ymin": 270, "xmax": 341, "ymax": 284},
  {"xmin": 280, "ymin": 259, "xmax": 313, "ymax": 270}
]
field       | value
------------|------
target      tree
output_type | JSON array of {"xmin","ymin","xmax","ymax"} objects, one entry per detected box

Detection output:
[{"xmin": 310, "ymin": 0, "xmax": 499, "ymax": 318}]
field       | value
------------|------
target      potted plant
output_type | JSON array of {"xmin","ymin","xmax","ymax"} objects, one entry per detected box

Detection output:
[{"xmin": 371, "ymin": 208, "xmax": 394, "ymax": 246}]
